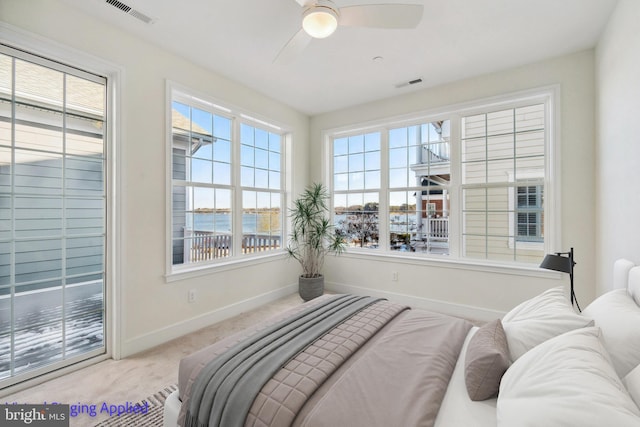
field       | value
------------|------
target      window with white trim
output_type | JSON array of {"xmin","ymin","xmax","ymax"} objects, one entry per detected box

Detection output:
[
  {"xmin": 333, "ymin": 132, "xmax": 381, "ymax": 249},
  {"xmin": 332, "ymin": 120, "xmax": 451, "ymax": 254},
  {"xmin": 329, "ymin": 91, "xmax": 553, "ymax": 265},
  {"xmin": 170, "ymin": 89, "xmax": 285, "ymax": 272},
  {"xmin": 389, "ymin": 120, "xmax": 451, "ymax": 254}
]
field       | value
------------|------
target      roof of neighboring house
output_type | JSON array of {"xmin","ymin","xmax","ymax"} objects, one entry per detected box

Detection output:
[
  {"xmin": 171, "ymin": 108, "xmax": 209, "ymax": 136},
  {"xmin": 171, "ymin": 108, "xmax": 214, "ymax": 156},
  {"xmin": 0, "ymin": 55, "xmax": 105, "ymax": 117}
]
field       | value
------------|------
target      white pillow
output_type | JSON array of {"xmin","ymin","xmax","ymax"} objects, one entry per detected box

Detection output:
[
  {"xmin": 623, "ymin": 364, "xmax": 640, "ymax": 409},
  {"xmin": 498, "ymin": 327, "xmax": 640, "ymax": 427},
  {"xmin": 501, "ymin": 287, "xmax": 593, "ymax": 361},
  {"xmin": 582, "ymin": 289, "xmax": 640, "ymax": 378}
]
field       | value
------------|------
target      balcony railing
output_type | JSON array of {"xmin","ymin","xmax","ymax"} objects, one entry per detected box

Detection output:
[
  {"xmin": 411, "ymin": 217, "xmax": 449, "ymax": 253},
  {"xmin": 421, "ymin": 143, "xmax": 450, "ymax": 164},
  {"xmin": 427, "ymin": 217, "xmax": 449, "ymax": 239},
  {"xmin": 184, "ymin": 229, "xmax": 281, "ymax": 262}
]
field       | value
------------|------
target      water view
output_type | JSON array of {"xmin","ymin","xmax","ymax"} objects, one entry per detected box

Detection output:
[{"xmin": 191, "ymin": 213, "xmax": 264, "ymax": 233}]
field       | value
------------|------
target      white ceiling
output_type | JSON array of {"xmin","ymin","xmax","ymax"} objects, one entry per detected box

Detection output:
[{"xmin": 63, "ymin": 0, "xmax": 618, "ymax": 116}]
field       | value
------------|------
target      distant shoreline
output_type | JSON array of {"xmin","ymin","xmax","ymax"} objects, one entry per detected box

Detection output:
[{"xmin": 193, "ymin": 208, "xmax": 279, "ymax": 213}]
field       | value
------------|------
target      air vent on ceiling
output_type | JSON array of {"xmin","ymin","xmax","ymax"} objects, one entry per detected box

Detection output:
[
  {"xmin": 105, "ymin": 0, "xmax": 155, "ymax": 24},
  {"xmin": 395, "ymin": 78, "xmax": 423, "ymax": 89}
]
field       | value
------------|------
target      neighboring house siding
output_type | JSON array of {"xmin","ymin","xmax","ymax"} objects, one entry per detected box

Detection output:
[
  {"xmin": 0, "ymin": 122, "xmax": 104, "ymax": 286},
  {"xmin": 461, "ymin": 104, "xmax": 545, "ymax": 263},
  {"xmin": 172, "ymin": 147, "xmax": 186, "ymax": 265}
]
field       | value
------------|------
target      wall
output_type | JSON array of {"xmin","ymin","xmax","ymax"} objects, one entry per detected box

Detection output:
[
  {"xmin": 595, "ymin": 0, "xmax": 640, "ymax": 294},
  {"xmin": 0, "ymin": 0, "xmax": 309, "ymax": 357},
  {"xmin": 0, "ymin": 0, "xmax": 607, "ymax": 356},
  {"xmin": 311, "ymin": 51, "xmax": 597, "ymax": 317}
]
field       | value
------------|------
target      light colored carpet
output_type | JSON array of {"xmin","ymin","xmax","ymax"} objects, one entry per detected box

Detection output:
[{"xmin": 1, "ymin": 292, "xmax": 304, "ymax": 427}]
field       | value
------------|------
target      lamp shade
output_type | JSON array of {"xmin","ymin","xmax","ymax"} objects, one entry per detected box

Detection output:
[
  {"xmin": 540, "ymin": 254, "xmax": 572, "ymax": 273},
  {"xmin": 540, "ymin": 248, "xmax": 580, "ymax": 312},
  {"xmin": 302, "ymin": 7, "xmax": 338, "ymax": 39}
]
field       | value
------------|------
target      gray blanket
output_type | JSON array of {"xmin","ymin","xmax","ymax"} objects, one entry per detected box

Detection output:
[{"xmin": 183, "ymin": 294, "xmax": 382, "ymax": 427}]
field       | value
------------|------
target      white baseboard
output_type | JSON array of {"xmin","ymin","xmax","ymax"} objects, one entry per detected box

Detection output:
[
  {"xmin": 121, "ymin": 284, "xmax": 297, "ymax": 357},
  {"xmin": 325, "ymin": 281, "xmax": 505, "ymax": 322}
]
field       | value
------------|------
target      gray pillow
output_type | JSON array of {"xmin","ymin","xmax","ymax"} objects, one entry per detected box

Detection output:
[{"xmin": 464, "ymin": 319, "xmax": 510, "ymax": 401}]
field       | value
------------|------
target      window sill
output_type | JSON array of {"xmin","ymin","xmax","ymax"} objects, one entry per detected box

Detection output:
[
  {"xmin": 336, "ymin": 249, "xmax": 562, "ymax": 279},
  {"xmin": 165, "ymin": 251, "xmax": 288, "ymax": 283}
]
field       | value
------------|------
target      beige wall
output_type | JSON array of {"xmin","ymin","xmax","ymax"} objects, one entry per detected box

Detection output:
[
  {"xmin": 312, "ymin": 50, "xmax": 596, "ymax": 314},
  {"xmin": 0, "ymin": 0, "xmax": 309, "ymax": 357},
  {"xmin": 595, "ymin": 0, "xmax": 640, "ymax": 294}
]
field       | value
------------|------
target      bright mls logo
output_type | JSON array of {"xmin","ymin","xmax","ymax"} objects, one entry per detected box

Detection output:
[{"xmin": 1, "ymin": 405, "xmax": 69, "ymax": 426}]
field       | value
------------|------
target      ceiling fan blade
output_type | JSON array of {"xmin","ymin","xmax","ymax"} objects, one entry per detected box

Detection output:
[
  {"xmin": 338, "ymin": 4, "xmax": 424, "ymax": 28},
  {"xmin": 274, "ymin": 28, "xmax": 312, "ymax": 64},
  {"xmin": 293, "ymin": 0, "xmax": 311, "ymax": 6}
]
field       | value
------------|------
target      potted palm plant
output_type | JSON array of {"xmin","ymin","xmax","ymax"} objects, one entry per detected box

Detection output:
[{"xmin": 287, "ymin": 182, "xmax": 346, "ymax": 301}]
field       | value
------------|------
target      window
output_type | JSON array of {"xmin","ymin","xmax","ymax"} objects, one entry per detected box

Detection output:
[
  {"xmin": 0, "ymin": 45, "xmax": 107, "ymax": 385},
  {"xmin": 329, "ymin": 90, "xmax": 554, "ymax": 266},
  {"xmin": 333, "ymin": 132, "xmax": 380, "ymax": 249},
  {"xmin": 389, "ymin": 121, "xmax": 451, "ymax": 254},
  {"xmin": 516, "ymin": 184, "xmax": 543, "ymax": 242},
  {"xmin": 169, "ymin": 89, "xmax": 285, "ymax": 273},
  {"xmin": 461, "ymin": 104, "xmax": 546, "ymax": 262},
  {"xmin": 332, "ymin": 121, "xmax": 451, "ymax": 254},
  {"xmin": 240, "ymin": 123, "xmax": 282, "ymax": 254}
]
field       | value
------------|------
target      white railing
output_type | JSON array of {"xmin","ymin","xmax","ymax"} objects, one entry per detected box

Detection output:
[
  {"xmin": 427, "ymin": 217, "xmax": 449, "ymax": 240},
  {"xmin": 421, "ymin": 142, "xmax": 450, "ymax": 164},
  {"xmin": 411, "ymin": 217, "xmax": 449, "ymax": 253},
  {"xmin": 183, "ymin": 229, "xmax": 281, "ymax": 262}
]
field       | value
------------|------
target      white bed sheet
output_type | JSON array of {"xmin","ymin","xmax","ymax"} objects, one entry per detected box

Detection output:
[
  {"xmin": 434, "ymin": 326, "xmax": 498, "ymax": 427},
  {"xmin": 163, "ymin": 389, "xmax": 180, "ymax": 427}
]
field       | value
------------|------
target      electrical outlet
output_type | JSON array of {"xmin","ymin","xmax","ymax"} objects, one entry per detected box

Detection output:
[
  {"xmin": 188, "ymin": 289, "xmax": 197, "ymax": 303},
  {"xmin": 392, "ymin": 271, "xmax": 398, "ymax": 281}
]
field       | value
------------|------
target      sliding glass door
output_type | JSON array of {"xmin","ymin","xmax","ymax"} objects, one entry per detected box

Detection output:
[{"xmin": 0, "ymin": 45, "xmax": 107, "ymax": 387}]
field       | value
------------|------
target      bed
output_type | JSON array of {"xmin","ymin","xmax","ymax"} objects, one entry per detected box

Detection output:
[{"xmin": 163, "ymin": 258, "xmax": 640, "ymax": 427}]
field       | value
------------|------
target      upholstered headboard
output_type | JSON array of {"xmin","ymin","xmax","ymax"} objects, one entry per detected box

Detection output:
[
  {"xmin": 613, "ymin": 258, "xmax": 636, "ymax": 290},
  {"xmin": 628, "ymin": 265, "xmax": 640, "ymax": 306},
  {"xmin": 610, "ymin": 258, "xmax": 640, "ymax": 307}
]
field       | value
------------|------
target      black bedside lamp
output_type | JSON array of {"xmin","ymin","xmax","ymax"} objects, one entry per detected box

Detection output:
[{"xmin": 540, "ymin": 247, "xmax": 581, "ymax": 312}]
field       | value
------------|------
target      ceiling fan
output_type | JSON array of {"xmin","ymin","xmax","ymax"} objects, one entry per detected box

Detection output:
[{"xmin": 275, "ymin": 0, "xmax": 424, "ymax": 63}]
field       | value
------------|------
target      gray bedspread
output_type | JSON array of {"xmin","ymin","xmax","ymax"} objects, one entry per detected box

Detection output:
[{"xmin": 177, "ymin": 295, "xmax": 472, "ymax": 427}]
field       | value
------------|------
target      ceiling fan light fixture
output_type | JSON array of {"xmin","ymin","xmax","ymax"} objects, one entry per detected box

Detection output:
[{"xmin": 302, "ymin": 6, "xmax": 338, "ymax": 39}]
